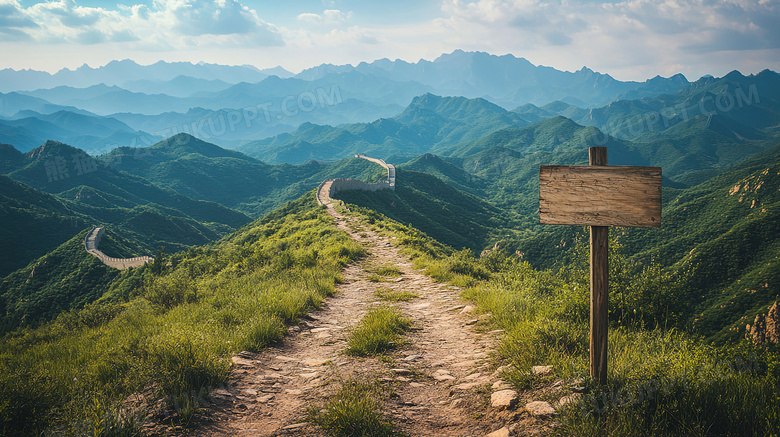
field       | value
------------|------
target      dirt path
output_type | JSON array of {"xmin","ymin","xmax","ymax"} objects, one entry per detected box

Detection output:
[{"xmin": 183, "ymin": 204, "xmax": 523, "ymax": 436}]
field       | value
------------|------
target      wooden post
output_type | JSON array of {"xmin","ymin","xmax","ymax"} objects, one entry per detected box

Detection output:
[
  {"xmin": 539, "ymin": 146, "xmax": 661, "ymax": 386},
  {"xmin": 589, "ymin": 147, "xmax": 609, "ymax": 385}
]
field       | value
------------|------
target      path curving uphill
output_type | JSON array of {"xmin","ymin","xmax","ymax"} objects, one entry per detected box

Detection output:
[
  {"xmin": 317, "ymin": 154, "xmax": 395, "ymax": 206},
  {"xmin": 84, "ymin": 226, "xmax": 153, "ymax": 270}
]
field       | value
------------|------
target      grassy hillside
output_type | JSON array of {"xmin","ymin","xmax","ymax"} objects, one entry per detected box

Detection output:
[
  {"xmin": 0, "ymin": 230, "xmax": 119, "ymax": 331},
  {"xmin": 0, "ymin": 192, "xmax": 364, "ymax": 435},
  {"xmin": 335, "ymin": 168, "xmax": 511, "ymax": 252},
  {"xmin": 0, "ymin": 140, "xmax": 256, "ymax": 272},
  {"xmin": 613, "ymin": 142, "xmax": 780, "ymax": 343},
  {"xmin": 8, "ymin": 140, "xmax": 249, "ymax": 228},
  {"xmin": 0, "ymin": 175, "xmax": 89, "ymax": 276},
  {"xmin": 102, "ymin": 134, "xmax": 390, "ymax": 216},
  {"xmin": 339, "ymin": 201, "xmax": 780, "ymax": 437}
]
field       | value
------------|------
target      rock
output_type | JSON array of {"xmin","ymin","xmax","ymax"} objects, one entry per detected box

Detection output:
[
  {"xmin": 257, "ymin": 394, "xmax": 274, "ymax": 403},
  {"xmin": 403, "ymin": 354, "xmax": 422, "ymax": 362},
  {"xmin": 491, "ymin": 365, "xmax": 511, "ymax": 378},
  {"xmin": 485, "ymin": 426, "xmax": 510, "ymax": 437},
  {"xmin": 282, "ymin": 422, "xmax": 307, "ymax": 430},
  {"xmin": 459, "ymin": 305, "xmax": 476, "ymax": 314},
  {"xmin": 453, "ymin": 382, "xmax": 483, "ymax": 390},
  {"xmin": 532, "ymin": 365, "xmax": 553, "ymax": 376},
  {"xmin": 450, "ymin": 398, "xmax": 464, "ymax": 408},
  {"xmin": 556, "ymin": 393, "xmax": 583, "ymax": 409},
  {"xmin": 447, "ymin": 304, "xmax": 465, "ymax": 311},
  {"xmin": 492, "ymin": 380, "xmax": 512, "ymax": 390},
  {"xmin": 491, "ymin": 390, "xmax": 518, "ymax": 410},
  {"xmin": 391, "ymin": 368, "xmax": 411, "ymax": 375},
  {"xmin": 463, "ymin": 372, "xmax": 483, "ymax": 381},
  {"xmin": 284, "ymin": 389, "xmax": 303, "ymax": 395},
  {"xmin": 434, "ymin": 373, "xmax": 456, "ymax": 381},
  {"xmin": 302, "ymin": 358, "xmax": 330, "ymax": 366},
  {"xmin": 746, "ymin": 301, "xmax": 780, "ymax": 345},
  {"xmin": 769, "ymin": 302, "xmax": 780, "ymax": 343},
  {"xmin": 525, "ymin": 401, "xmax": 556, "ymax": 417},
  {"xmin": 231, "ymin": 356, "xmax": 254, "ymax": 367},
  {"xmin": 243, "ymin": 388, "xmax": 258, "ymax": 396}
]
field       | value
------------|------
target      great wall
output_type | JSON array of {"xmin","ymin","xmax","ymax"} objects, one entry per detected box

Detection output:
[
  {"xmin": 85, "ymin": 154, "xmax": 392, "ymax": 269},
  {"xmin": 317, "ymin": 154, "xmax": 396, "ymax": 205},
  {"xmin": 84, "ymin": 226, "xmax": 154, "ymax": 270}
]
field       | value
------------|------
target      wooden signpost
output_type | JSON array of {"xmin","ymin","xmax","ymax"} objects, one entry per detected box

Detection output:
[{"xmin": 539, "ymin": 147, "xmax": 661, "ymax": 384}]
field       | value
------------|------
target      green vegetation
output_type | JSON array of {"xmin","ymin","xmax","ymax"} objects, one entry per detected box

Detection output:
[
  {"xmin": 309, "ymin": 379, "xmax": 405, "ymax": 437},
  {"xmin": 339, "ymin": 201, "xmax": 780, "ymax": 437},
  {"xmin": 103, "ymin": 133, "xmax": 389, "ymax": 216},
  {"xmin": 336, "ymin": 169, "xmax": 510, "ymax": 252},
  {"xmin": 374, "ymin": 264, "xmax": 402, "ymax": 277},
  {"xmin": 374, "ymin": 287, "xmax": 417, "ymax": 302},
  {"xmin": 346, "ymin": 306, "xmax": 411, "ymax": 356},
  {"xmin": 0, "ymin": 193, "xmax": 364, "ymax": 435}
]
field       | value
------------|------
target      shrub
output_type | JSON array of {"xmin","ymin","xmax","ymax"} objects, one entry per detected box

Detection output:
[
  {"xmin": 144, "ymin": 271, "xmax": 197, "ymax": 310},
  {"xmin": 242, "ymin": 315, "xmax": 285, "ymax": 351},
  {"xmin": 309, "ymin": 379, "xmax": 404, "ymax": 437},
  {"xmin": 346, "ymin": 307, "xmax": 410, "ymax": 356}
]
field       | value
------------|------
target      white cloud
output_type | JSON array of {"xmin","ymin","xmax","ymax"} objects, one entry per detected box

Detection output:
[
  {"xmin": 0, "ymin": 0, "xmax": 283, "ymax": 47},
  {"xmin": 297, "ymin": 9, "xmax": 351, "ymax": 25},
  {"xmin": 435, "ymin": 0, "xmax": 780, "ymax": 79}
]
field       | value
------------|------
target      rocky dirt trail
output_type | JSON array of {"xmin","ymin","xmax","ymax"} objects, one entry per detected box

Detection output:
[{"xmin": 183, "ymin": 204, "xmax": 544, "ymax": 437}]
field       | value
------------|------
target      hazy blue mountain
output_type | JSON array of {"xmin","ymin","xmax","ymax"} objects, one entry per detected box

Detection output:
[
  {"xmin": 238, "ymin": 93, "xmax": 533, "ymax": 163},
  {"xmin": 0, "ymin": 59, "xmax": 283, "ymax": 92},
  {"xmin": 0, "ymin": 92, "xmax": 85, "ymax": 117},
  {"xmin": 121, "ymin": 75, "xmax": 233, "ymax": 97},
  {"xmin": 298, "ymin": 50, "xmax": 691, "ymax": 108},
  {"xmin": 0, "ymin": 110, "xmax": 159, "ymax": 153},
  {"xmin": 536, "ymin": 70, "xmax": 779, "ymax": 141},
  {"xmin": 192, "ymin": 71, "xmax": 428, "ymax": 109},
  {"xmin": 109, "ymin": 98, "xmax": 404, "ymax": 150}
]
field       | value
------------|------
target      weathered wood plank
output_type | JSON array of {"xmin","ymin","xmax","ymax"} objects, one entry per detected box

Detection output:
[{"xmin": 539, "ymin": 164, "xmax": 662, "ymax": 227}]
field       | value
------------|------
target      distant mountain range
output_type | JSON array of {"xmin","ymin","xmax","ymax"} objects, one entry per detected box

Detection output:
[
  {"xmin": 0, "ymin": 51, "xmax": 699, "ymax": 151},
  {"xmin": 0, "ymin": 59, "xmax": 292, "ymax": 92},
  {"xmin": 239, "ymin": 69, "xmax": 780, "ymax": 182}
]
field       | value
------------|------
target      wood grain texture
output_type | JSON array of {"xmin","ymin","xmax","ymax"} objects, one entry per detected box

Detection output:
[
  {"xmin": 590, "ymin": 225, "xmax": 609, "ymax": 385},
  {"xmin": 539, "ymin": 165, "xmax": 662, "ymax": 227}
]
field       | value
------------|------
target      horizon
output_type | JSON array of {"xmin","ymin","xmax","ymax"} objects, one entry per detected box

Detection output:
[{"xmin": 2, "ymin": 1, "xmax": 779, "ymax": 82}]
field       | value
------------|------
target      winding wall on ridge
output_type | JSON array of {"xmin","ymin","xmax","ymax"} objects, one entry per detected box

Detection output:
[
  {"xmin": 84, "ymin": 226, "xmax": 154, "ymax": 270},
  {"xmin": 317, "ymin": 154, "xmax": 395, "ymax": 206}
]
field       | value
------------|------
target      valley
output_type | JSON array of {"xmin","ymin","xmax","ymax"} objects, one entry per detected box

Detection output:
[{"xmin": 0, "ymin": 51, "xmax": 779, "ymax": 436}]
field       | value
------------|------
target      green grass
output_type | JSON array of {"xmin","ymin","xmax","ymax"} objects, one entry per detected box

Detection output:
[
  {"xmin": 346, "ymin": 306, "xmax": 411, "ymax": 356},
  {"xmin": 339, "ymin": 201, "xmax": 780, "ymax": 437},
  {"xmin": 0, "ymin": 193, "xmax": 365, "ymax": 435},
  {"xmin": 366, "ymin": 274, "xmax": 385, "ymax": 282},
  {"xmin": 309, "ymin": 379, "xmax": 405, "ymax": 437},
  {"xmin": 374, "ymin": 264, "xmax": 402, "ymax": 277},
  {"xmin": 374, "ymin": 287, "xmax": 417, "ymax": 302}
]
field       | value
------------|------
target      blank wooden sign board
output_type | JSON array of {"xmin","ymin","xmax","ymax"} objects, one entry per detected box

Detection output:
[{"xmin": 539, "ymin": 147, "xmax": 662, "ymax": 384}]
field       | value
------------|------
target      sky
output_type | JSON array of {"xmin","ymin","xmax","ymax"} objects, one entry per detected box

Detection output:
[{"xmin": 1, "ymin": 0, "xmax": 779, "ymax": 81}]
